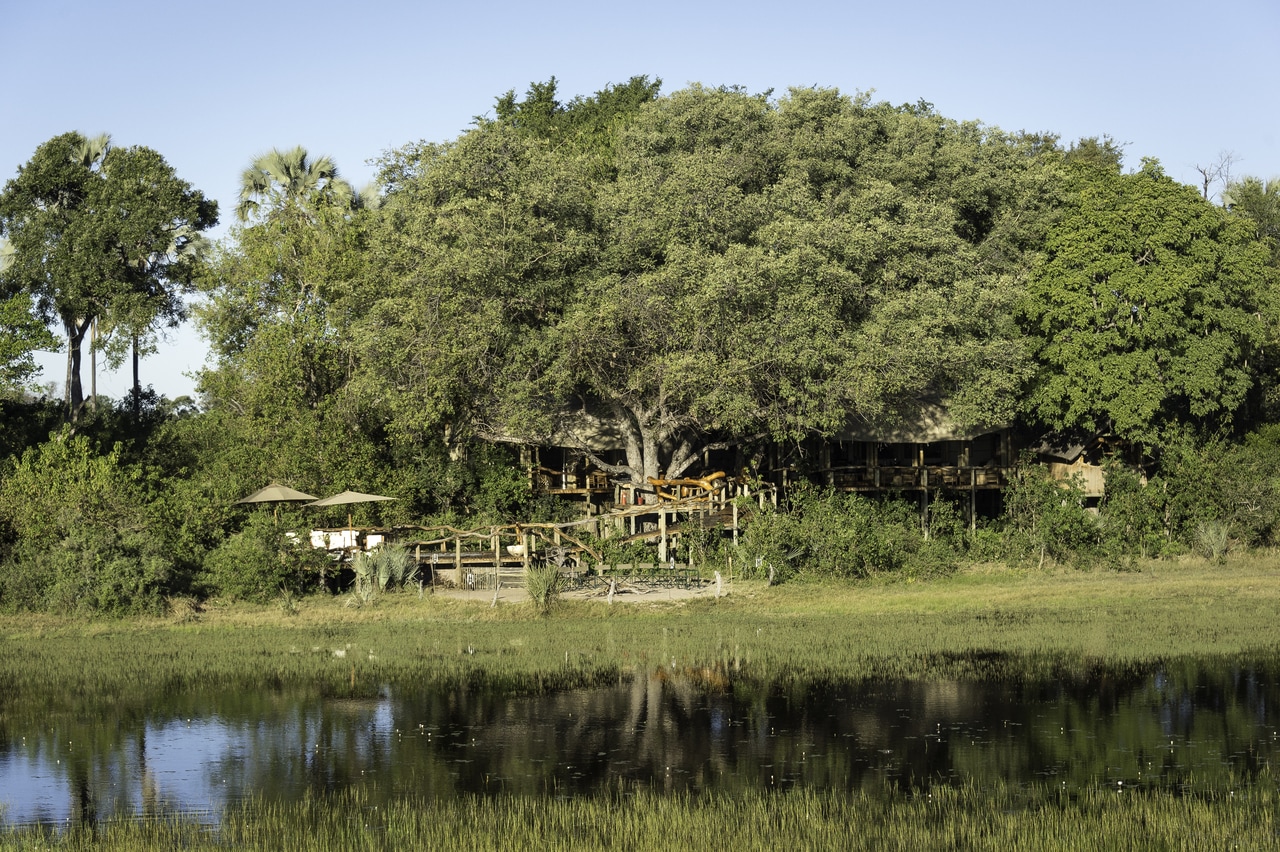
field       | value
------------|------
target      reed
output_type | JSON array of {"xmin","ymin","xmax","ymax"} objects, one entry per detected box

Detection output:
[
  {"xmin": 6, "ymin": 559, "xmax": 1280, "ymax": 847},
  {"xmin": 3, "ymin": 779, "xmax": 1279, "ymax": 851}
]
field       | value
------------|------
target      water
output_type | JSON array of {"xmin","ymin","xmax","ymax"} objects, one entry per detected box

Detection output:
[{"xmin": 2, "ymin": 658, "xmax": 1277, "ymax": 827}]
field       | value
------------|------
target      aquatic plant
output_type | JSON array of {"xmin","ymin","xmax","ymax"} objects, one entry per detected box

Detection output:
[{"xmin": 4, "ymin": 779, "xmax": 1280, "ymax": 851}]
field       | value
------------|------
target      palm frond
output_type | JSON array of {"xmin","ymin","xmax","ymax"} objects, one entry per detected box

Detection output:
[
  {"xmin": 237, "ymin": 145, "xmax": 356, "ymax": 221},
  {"xmin": 74, "ymin": 133, "xmax": 112, "ymax": 169}
]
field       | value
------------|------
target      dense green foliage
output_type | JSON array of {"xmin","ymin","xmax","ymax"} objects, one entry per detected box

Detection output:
[
  {"xmin": 0, "ymin": 433, "xmax": 172, "ymax": 613},
  {"xmin": 360, "ymin": 84, "xmax": 1049, "ymax": 482},
  {"xmin": 2, "ymin": 79, "xmax": 1280, "ymax": 612},
  {"xmin": 0, "ymin": 290, "xmax": 56, "ymax": 393},
  {"xmin": 0, "ymin": 133, "xmax": 217, "ymax": 418},
  {"xmin": 1022, "ymin": 158, "xmax": 1273, "ymax": 446}
]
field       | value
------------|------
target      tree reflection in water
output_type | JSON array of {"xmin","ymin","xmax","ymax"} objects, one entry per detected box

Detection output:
[{"xmin": 3, "ymin": 656, "xmax": 1279, "ymax": 827}]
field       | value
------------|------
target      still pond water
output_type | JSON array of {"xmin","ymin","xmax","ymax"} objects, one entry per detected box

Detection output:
[{"xmin": 2, "ymin": 657, "xmax": 1277, "ymax": 827}]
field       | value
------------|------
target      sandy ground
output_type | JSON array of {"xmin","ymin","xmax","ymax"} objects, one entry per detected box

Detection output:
[{"xmin": 431, "ymin": 580, "xmax": 725, "ymax": 605}]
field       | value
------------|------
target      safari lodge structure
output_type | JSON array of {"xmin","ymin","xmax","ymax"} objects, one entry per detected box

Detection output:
[{"xmin": 305, "ymin": 413, "xmax": 1105, "ymax": 588}]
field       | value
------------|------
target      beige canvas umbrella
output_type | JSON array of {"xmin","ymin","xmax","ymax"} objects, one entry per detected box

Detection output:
[
  {"xmin": 236, "ymin": 483, "xmax": 319, "ymax": 504},
  {"xmin": 236, "ymin": 483, "xmax": 319, "ymax": 522},
  {"xmin": 308, "ymin": 490, "xmax": 396, "ymax": 529}
]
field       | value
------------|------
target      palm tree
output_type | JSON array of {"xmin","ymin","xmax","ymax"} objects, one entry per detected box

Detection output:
[
  {"xmin": 236, "ymin": 146, "xmax": 357, "ymax": 222},
  {"xmin": 62, "ymin": 134, "xmax": 112, "ymax": 414},
  {"xmin": 74, "ymin": 133, "xmax": 112, "ymax": 170}
]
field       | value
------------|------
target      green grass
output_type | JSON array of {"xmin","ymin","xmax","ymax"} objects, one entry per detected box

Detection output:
[
  {"xmin": 5, "ymin": 557, "xmax": 1280, "ymax": 848},
  {"xmin": 3, "ymin": 555, "xmax": 1280, "ymax": 711},
  {"xmin": 3, "ymin": 781, "xmax": 1279, "ymax": 851}
]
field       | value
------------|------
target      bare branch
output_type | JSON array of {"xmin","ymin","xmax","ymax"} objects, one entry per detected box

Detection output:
[{"xmin": 1195, "ymin": 151, "xmax": 1239, "ymax": 203}]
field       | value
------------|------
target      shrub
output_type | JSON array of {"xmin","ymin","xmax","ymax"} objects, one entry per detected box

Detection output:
[
  {"xmin": 526, "ymin": 563, "xmax": 561, "ymax": 614},
  {"xmin": 374, "ymin": 544, "xmax": 414, "ymax": 591},
  {"xmin": 1001, "ymin": 463, "xmax": 1100, "ymax": 566},
  {"xmin": 202, "ymin": 513, "xmax": 326, "ymax": 602},
  {"xmin": 1195, "ymin": 520, "xmax": 1231, "ymax": 562},
  {"xmin": 1098, "ymin": 463, "xmax": 1169, "ymax": 560},
  {"xmin": 737, "ymin": 486, "xmax": 959, "ymax": 581},
  {"xmin": 0, "ymin": 433, "xmax": 174, "ymax": 615},
  {"xmin": 1159, "ymin": 426, "xmax": 1280, "ymax": 549}
]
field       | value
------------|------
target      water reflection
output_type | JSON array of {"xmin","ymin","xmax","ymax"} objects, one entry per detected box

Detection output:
[{"xmin": 2, "ymin": 658, "xmax": 1278, "ymax": 827}]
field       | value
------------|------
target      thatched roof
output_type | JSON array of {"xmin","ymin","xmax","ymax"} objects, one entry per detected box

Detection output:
[{"xmin": 836, "ymin": 402, "xmax": 1005, "ymax": 444}]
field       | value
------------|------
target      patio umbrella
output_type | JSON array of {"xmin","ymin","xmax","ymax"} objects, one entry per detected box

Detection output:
[
  {"xmin": 235, "ymin": 483, "xmax": 319, "ymax": 522},
  {"xmin": 236, "ymin": 484, "xmax": 319, "ymax": 504},
  {"xmin": 307, "ymin": 490, "xmax": 396, "ymax": 529}
]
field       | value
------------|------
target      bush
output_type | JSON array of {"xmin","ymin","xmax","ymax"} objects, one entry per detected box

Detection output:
[
  {"xmin": 1000, "ymin": 463, "xmax": 1100, "ymax": 566},
  {"xmin": 5, "ymin": 527, "xmax": 171, "ymax": 615},
  {"xmin": 0, "ymin": 433, "xmax": 174, "ymax": 615},
  {"xmin": 679, "ymin": 518, "xmax": 727, "ymax": 569},
  {"xmin": 963, "ymin": 522, "xmax": 1008, "ymax": 563},
  {"xmin": 349, "ymin": 544, "xmax": 416, "ymax": 601},
  {"xmin": 1195, "ymin": 520, "xmax": 1231, "ymax": 562},
  {"xmin": 737, "ymin": 486, "xmax": 959, "ymax": 581},
  {"xmin": 1159, "ymin": 426, "xmax": 1280, "ymax": 549},
  {"xmin": 202, "ymin": 513, "xmax": 326, "ymax": 602}
]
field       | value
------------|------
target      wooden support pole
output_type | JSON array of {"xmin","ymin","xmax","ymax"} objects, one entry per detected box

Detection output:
[
  {"xmin": 454, "ymin": 536, "xmax": 461, "ymax": 571},
  {"xmin": 921, "ymin": 487, "xmax": 929, "ymax": 539},
  {"xmin": 970, "ymin": 470, "xmax": 977, "ymax": 532},
  {"xmin": 658, "ymin": 509, "xmax": 668, "ymax": 563},
  {"xmin": 732, "ymin": 501, "xmax": 739, "ymax": 547}
]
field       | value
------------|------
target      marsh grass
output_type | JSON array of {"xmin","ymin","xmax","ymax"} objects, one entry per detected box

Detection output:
[
  {"xmin": 6, "ymin": 559, "xmax": 1280, "ymax": 847},
  {"xmin": 0, "ymin": 557, "xmax": 1278, "ymax": 727},
  {"xmin": 4, "ymin": 780, "xmax": 1280, "ymax": 851}
]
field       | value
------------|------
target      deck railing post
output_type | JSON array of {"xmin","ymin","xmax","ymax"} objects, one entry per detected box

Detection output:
[{"xmin": 658, "ymin": 509, "xmax": 668, "ymax": 562}]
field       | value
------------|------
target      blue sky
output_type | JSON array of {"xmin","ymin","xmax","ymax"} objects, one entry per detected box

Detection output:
[{"xmin": 4, "ymin": 0, "xmax": 1277, "ymax": 399}]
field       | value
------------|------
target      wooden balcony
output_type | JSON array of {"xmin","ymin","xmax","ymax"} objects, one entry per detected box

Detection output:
[{"xmin": 826, "ymin": 465, "xmax": 1009, "ymax": 492}]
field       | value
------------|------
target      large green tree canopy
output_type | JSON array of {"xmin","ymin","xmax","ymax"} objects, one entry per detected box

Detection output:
[
  {"xmin": 1021, "ymin": 158, "xmax": 1275, "ymax": 448},
  {"xmin": 352, "ymin": 83, "xmax": 1058, "ymax": 485},
  {"xmin": 1226, "ymin": 176, "xmax": 1280, "ymax": 267},
  {"xmin": 0, "ymin": 132, "xmax": 217, "ymax": 418},
  {"xmin": 195, "ymin": 146, "xmax": 377, "ymax": 495}
]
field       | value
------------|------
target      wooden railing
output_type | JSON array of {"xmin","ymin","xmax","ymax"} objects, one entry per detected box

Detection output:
[{"xmin": 824, "ymin": 465, "xmax": 1010, "ymax": 491}]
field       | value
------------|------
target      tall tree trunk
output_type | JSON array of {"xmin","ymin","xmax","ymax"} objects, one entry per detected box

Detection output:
[
  {"xmin": 132, "ymin": 333, "xmax": 140, "ymax": 419},
  {"xmin": 64, "ymin": 328, "xmax": 73, "ymax": 416},
  {"xmin": 90, "ymin": 317, "xmax": 97, "ymax": 412},
  {"xmin": 64, "ymin": 317, "xmax": 91, "ymax": 422}
]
